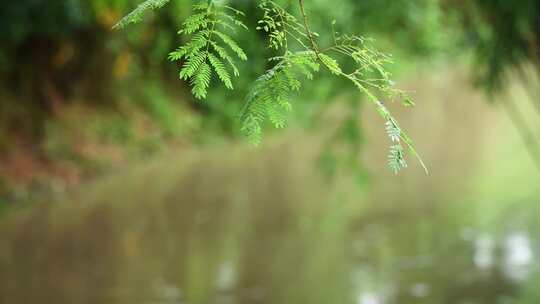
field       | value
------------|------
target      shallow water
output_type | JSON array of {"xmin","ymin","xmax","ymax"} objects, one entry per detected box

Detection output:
[
  {"xmin": 1, "ymin": 67, "xmax": 539, "ymax": 304},
  {"xmin": 0, "ymin": 144, "xmax": 538, "ymax": 304}
]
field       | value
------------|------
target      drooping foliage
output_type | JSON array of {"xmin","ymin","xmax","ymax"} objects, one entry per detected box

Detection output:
[
  {"xmin": 116, "ymin": 0, "xmax": 427, "ymax": 173},
  {"xmin": 240, "ymin": 52, "xmax": 320, "ymax": 144},
  {"xmin": 117, "ymin": 0, "xmax": 250, "ymax": 99},
  {"xmin": 113, "ymin": 0, "xmax": 172, "ymax": 29},
  {"xmin": 168, "ymin": 2, "xmax": 247, "ymax": 98}
]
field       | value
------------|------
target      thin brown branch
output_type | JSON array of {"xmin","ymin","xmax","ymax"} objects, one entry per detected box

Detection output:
[{"xmin": 298, "ymin": 0, "xmax": 319, "ymax": 54}]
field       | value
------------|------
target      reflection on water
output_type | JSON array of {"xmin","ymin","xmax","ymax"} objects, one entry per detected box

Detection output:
[
  {"xmin": 0, "ymin": 142, "xmax": 539, "ymax": 304},
  {"xmin": 504, "ymin": 231, "xmax": 533, "ymax": 281},
  {"xmin": 473, "ymin": 231, "xmax": 535, "ymax": 282},
  {"xmin": 474, "ymin": 234, "xmax": 494, "ymax": 270},
  {"xmin": 358, "ymin": 292, "xmax": 382, "ymax": 304},
  {"xmin": 350, "ymin": 216, "xmax": 540, "ymax": 304}
]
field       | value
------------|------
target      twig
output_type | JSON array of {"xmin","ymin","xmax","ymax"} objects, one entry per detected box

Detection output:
[{"xmin": 298, "ymin": 0, "xmax": 319, "ymax": 54}]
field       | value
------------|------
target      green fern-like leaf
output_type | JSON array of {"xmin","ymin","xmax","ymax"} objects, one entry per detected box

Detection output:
[
  {"xmin": 169, "ymin": 31, "xmax": 209, "ymax": 62},
  {"xmin": 209, "ymin": 41, "xmax": 240, "ymax": 76},
  {"xmin": 113, "ymin": 0, "xmax": 171, "ymax": 29},
  {"xmin": 167, "ymin": 2, "xmax": 247, "ymax": 100},
  {"xmin": 319, "ymin": 53, "xmax": 342, "ymax": 75},
  {"xmin": 208, "ymin": 53, "xmax": 233, "ymax": 89},
  {"xmin": 240, "ymin": 52, "xmax": 319, "ymax": 144},
  {"xmin": 180, "ymin": 13, "xmax": 210, "ymax": 34},
  {"xmin": 385, "ymin": 120, "xmax": 401, "ymax": 143},
  {"xmin": 289, "ymin": 52, "xmax": 320, "ymax": 79},
  {"xmin": 388, "ymin": 144, "xmax": 407, "ymax": 174},
  {"xmin": 116, "ymin": 0, "xmax": 425, "ymax": 174},
  {"xmin": 191, "ymin": 63, "xmax": 212, "ymax": 99},
  {"xmin": 192, "ymin": 2, "xmax": 209, "ymax": 11},
  {"xmin": 257, "ymin": 0, "xmax": 309, "ymax": 50},
  {"xmin": 213, "ymin": 31, "xmax": 247, "ymax": 60},
  {"xmin": 179, "ymin": 52, "xmax": 207, "ymax": 80}
]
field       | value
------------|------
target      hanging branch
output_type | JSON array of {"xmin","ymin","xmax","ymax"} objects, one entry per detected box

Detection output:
[
  {"xmin": 294, "ymin": 0, "xmax": 427, "ymax": 173},
  {"xmin": 115, "ymin": 0, "xmax": 427, "ymax": 174}
]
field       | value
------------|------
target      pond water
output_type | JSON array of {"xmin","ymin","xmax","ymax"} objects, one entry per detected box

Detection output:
[
  {"xmin": 3, "ymin": 154, "xmax": 537, "ymax": 304},
  {"xmin": 1, "ymin": 66, "xmax": 539, "ymax": 303}
]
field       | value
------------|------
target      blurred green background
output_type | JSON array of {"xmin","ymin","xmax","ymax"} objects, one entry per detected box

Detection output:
[{"xmin": 1, "ymin": 1, "xmax": 540, "ymax": 304}]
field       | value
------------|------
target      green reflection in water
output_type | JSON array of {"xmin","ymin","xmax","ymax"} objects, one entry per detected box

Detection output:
[{"xmin": 0, "ymin": 142, "xmax": 538, "ymax": 304}]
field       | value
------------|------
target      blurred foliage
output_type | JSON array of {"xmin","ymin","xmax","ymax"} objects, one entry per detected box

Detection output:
[
  {"xmin": 0, "ymin": 0, "xmax": 458, "ymax": 196},
  {"xmin": 15, "ymin": 0, "xmax": 540, "ymax": 194},
  {"xmin": 0, "ymin": 0, "xmax": 452, "ymax": 136},
  {"xmin": 8, "ymin": 0, "xmax": 539, "ymax": 131},
  {"xmin": 446, "ymin": 0, "xmax": 540, "ymax": 92}
]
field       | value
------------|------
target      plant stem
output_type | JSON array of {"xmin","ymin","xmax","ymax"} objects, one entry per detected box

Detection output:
[{"xmin": 298, "ymin": 0, "xmax": 319, "ymax": 54}]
